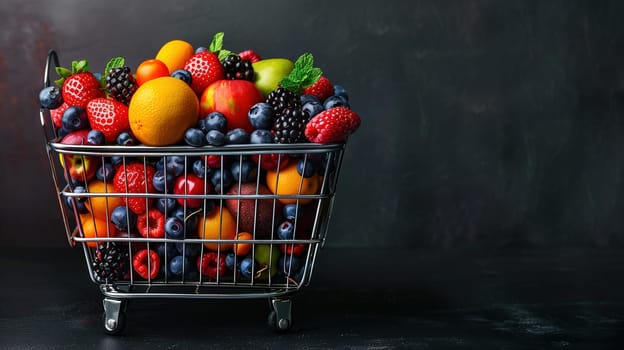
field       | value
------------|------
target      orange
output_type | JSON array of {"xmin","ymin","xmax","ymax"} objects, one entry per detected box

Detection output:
[
  {"xmin": 128, "ymin": 77, "xmax": 199, "ymax": 146},
  {"xmin": 266, "ymin": 163, "xmax": 321, "ymax": 204},
  {"xmin": 80, "ymin": 214, "xmax": 115, "ymax": 248},
  {"xmin": 84, "ymin": 180, "xmax": 124, "ymax": 221},
  {"xmin": 233, "ymin": 232, "xmax": 253, "ymax": 256},
  {"xmin": 135, "ymin": 59, "xmax": 170, "ymax": 86},
  {"xmin": 155, "ymin": 39, "xmax": 194, "ymax": 74},
  {"xmin": 197, "ymin": 206, "xmax": 237, "ymax": 251}
]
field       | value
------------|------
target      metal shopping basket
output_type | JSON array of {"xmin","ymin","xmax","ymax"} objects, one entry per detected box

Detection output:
[{"xmin": 40, "ymin": 50, "xmax": 347, "ymax": 334}]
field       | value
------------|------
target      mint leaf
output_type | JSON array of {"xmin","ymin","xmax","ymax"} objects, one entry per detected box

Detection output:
[
  {"xmin": 279, "ymin": 77, "xmax": 301, "ymax": 94},
  {"xmin": 279, "ymin": 52, "xmax": 323, "ymax": 93},
  {"xmin": 302, "ymin": 67, "xmax": 322, "ymax": 88},
  {"xmin": 104, "ymin": 57, "xmax": 125, "ymax": 74},
  {"xmin": 209, "ymin": 32, "xmax": 224, "ymax": 53},
  {"xmin": 55, "ymin": 67, "xmax": 71, "ymax": 78},
  {"xmin": 217, "ymin": 49, "xmax": 233, "ymax": 62},
  {"xmin": 294, "ymin": 53, "xmax": 314, "ymax": 71}
]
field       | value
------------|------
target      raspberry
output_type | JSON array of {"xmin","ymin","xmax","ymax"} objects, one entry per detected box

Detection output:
[
  {"xmin": 303, "ymin": 76, "xmax": 333, "ymax": 102},
  {"xmin": 304, "ymin": 107, "xmax": 361, "ymax": 144}
]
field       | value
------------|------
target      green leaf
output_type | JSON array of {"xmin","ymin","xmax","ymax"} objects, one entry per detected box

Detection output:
[
  {"xmin": 279, "ymin": 52, "xmax": 323, "ymax": 93},
  {"xmin": 209, "ymin": 32, "xmax": 224, "ymax": 53},
  {"xmin": 294, "ymin": 53, "xmax": 314, "ymax": 70},
  {"xmin": 54, "ymin": 77, "xmax": 65, "ymax": 87},
  {"xmin": 217, "ymin": 49, "xmax": 233, "ymax": 62},
  {"xmin": 55, "ymin": 67, "xmax": 72, "ymax": 78},
  {"xmin": 74, "ymin": 60, "xmax": 88, "ymax": 72},
  {"xmin": 104, "ymin": 57, "xmax": 125, "ymax": 75},
  {"xmin": 302, "ymin": 67, "xmax": 323, "ymax": 88},
  {"xmin": 279, "ymin": 77, "xmax": 302, "ymax": 94}
]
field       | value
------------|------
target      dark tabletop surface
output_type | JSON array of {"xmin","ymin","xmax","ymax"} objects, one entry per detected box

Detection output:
[{"xmin": 1, "ymin": 245, "xmax": 623, "ymax": 349}]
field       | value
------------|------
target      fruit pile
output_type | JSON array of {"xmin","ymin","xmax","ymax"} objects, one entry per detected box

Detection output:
[{"xmin": 39, "ymin": 33, "xmax": 359, "ymax": 284}]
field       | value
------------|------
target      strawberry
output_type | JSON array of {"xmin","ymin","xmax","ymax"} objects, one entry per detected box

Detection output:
[
  {"xmin": 55, "ymin": 60, "xmax": 104, "ymax": 108},
  {"xmin": 183, "ymin": 51, "xmax": 225, "ymax": 95},
  {"xmin": 303, "ymin": 76, "xmax": 333, "ymax": 102},
  {"xmin": 113, "ymin": 163, "xmax": 157, "ymax": 215},
  {"xmin": 50, "ymin": 102, "xmax": 70, "ymax": 129},
  {"xmin": 238, "ymin": 49, "xmax": 261, "ymax": 63},
  {"xmin": 86, "ymin": 98, "xmax": 130, "ymax": 143},
  {"xmin": 304, "ymin": 107, "xmax": 361, "ymax": 144}
]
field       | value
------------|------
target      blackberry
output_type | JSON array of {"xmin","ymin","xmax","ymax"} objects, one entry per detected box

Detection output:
[
  {"xmin": 222, "ymin": 54, "xmax": 254, "ymax": 81},
  {"xmin": 266, "ymin": 87, "xmax": 301, "ymax": 116},
  {"xmin": 92, "ymin": 242, "xmax": 129, "ymax": 283},
  {"xmin": 273, "ymin": 108, "xmax": 309, "ymax": 144},
  {"xmin": 105, "ymin": 66, "xmax": 137, "ymax": 104},
  {"xmin": 267, "ymin": 88, "xmax": 308, "ymax": 143}
]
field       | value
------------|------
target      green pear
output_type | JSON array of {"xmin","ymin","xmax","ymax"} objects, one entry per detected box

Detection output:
[
  {"xmin": 252, "ymin": 58, "xmax": 294, "ymax": 97},
  {"xmin": 254, "ymin": 244, "xmax": 281, "ymax": 280}
]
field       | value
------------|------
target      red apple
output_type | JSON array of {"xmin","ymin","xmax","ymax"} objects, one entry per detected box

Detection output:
[
  {"xmin": 60, "ymin": 130, "xmax": 100, "ymax": 181},
  {"xmin": 200, "ymin": 80, "xmax": 264, "ymax": 133}
]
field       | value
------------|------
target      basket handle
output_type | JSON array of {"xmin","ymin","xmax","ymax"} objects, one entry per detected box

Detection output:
[{"xmin": 43, "ymin": 49, "xmax": 59, "ymax": 88}]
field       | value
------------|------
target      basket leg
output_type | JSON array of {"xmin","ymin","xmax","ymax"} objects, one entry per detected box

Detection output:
[
  {"xmin": 268, "ymin": 298, "xmax": 292, "ymax": 332},
  {"xmin": 102, "ymin": 298, "xmax": 126, "ymax": 335}
]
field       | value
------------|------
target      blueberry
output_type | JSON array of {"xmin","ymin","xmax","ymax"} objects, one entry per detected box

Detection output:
[
  {"xmin": 96, "ymin": 163, "xmax": 115, "ymax": 182},
  {"xmin": 249, "ymin": 129, "xmax": 274, "ymax": 144},
  {"xmin": 164, "ymin": 156, "xmax": 185, "ymax": 176},
  {"xmin": 225, "ymin": 252, "xmax": 238, "ymax": 269},
  {"xmin": 230, "ymin": 159, "xmax": 258, "ymax": 183},
  {"xmin": 110, "ymin": 205, "xmax": 136, "ymax": 231},
  {"xmin": 300, "ymin": 94, "xmax": 321, "ymax": 106},
  {"xmin": 296, "ymin": 159, "xmax": 315, "ymax": 178},
  {"xmin": 210, "ymin": 168, "xmax": 234, "ymax": 194},
  {"xmin": 333, "ymin": 85, "xmax": 349, "ymax": 100},
  {"xmin": 192, "ymin": 159, "xmax": 213, "ymax": 179},
  {"xmin": 302, "ymin": 102, "xmax": 324, "ymax": 118},
  {"xmin": 165, "ymin": 216, "xmax": 185, "ymax": 240},
  {"xmin": 195, "ymin": 46, "xmax": 208, "ymax": 54},
  {"xmin": 175, "ymin": 242, "xmax": 202, "ymax": 258},
  {"xmin": 283, "ymin": 204, "xmax": 303, "ymax": 221},
  {"xmin": 39, "ymin": 86, "xmax": 63, "ymax": 109},
  {"xmin": 171, "ymin": 207, "xmax": 201, "ymax": 232},
  {"xmin": 184, "ymin": 128, "xmax": 205, "ymax": 147},
  {"xmin": 169, "ymin": 255, "xmax": 189, "ymax": 277},
  {"xmin": 226, "ymin": 128, "xmax": 250, "ymax": 145},
  {"xmin": 323, "ymin": 95, "xmax": 349, "ymax": 110},
  {"xmin": 87, "ymin": 130, "xmax": 105, "ymax": 145},
  {"xmin": 206, "ymin": 130, "xmax": 226, "ymax": 146},
  {"xmin": 111, "ymin": 155, "xmax": 123, "ymax": 168},
  {"xmin": 156, "ymin": 243, "xmax": 177, "ymax": 262},
  {"xmin": 240, "ymin": 257, "xmax": 255, "ymax": 278},
  {"xmin": 152, "ymin": 170, "xmax": 175, "ymax": 193},
  {"xmin": 202, "ymin": 112, "xmax": 227, "ymax": 132},
  {"xmin": 277, "ymin": 221, "xmax": 295, "ymax": 240},
  {"xmin": 278, "ymin": 255, "xmax": 303, "ymax": 276},
  {"xmin": 62, "ymin": 106, "xmax": 89, "ymax": 131},
  {"xmin": 65, "ymin": 185, "xmax": 88, "ymax": 213},
  {"xmin": 116, "ymin": 131, "xmax": 137, "ymax": 146},
  {"xmin": 58, "ymin": 127, "xmax": 71, "ymax": 138},
  {"xmin": 155, "ymin": 197, "xmax": 177, "ymax": 214},
  {"xmin": 171, "ymin": 69, "xmax": 192, "ymax": 85},
  {"xmin": 247, "ymin": 102, "xmax": 274, "ymax": 130}
]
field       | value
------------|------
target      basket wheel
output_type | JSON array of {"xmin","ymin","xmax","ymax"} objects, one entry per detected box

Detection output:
[
  {"xmin": 102, "ymin": 298, "xmax": 127, "ymax": 335},
  {"xmin": 268, "ymin": 298, "xmax": 292, "ymax": 332}
]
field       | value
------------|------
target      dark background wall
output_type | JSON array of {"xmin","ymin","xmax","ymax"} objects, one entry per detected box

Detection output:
[{"xmin": 2, "ymin": 0, "xmax": 624, "ymax": 250}]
